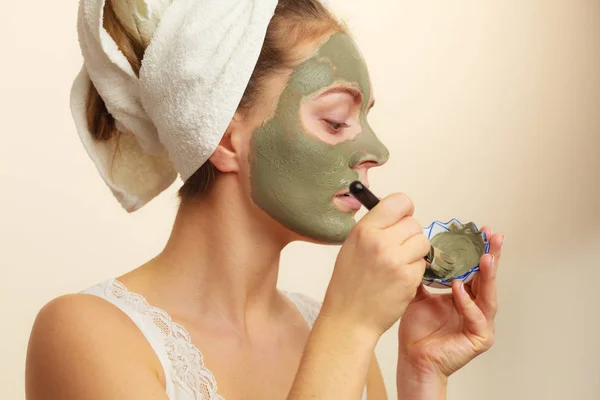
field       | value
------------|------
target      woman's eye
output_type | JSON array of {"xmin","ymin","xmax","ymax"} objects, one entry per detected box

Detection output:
[{"xmin": 324, "ymin": 120, "xmax": 348, "ymax": 132}]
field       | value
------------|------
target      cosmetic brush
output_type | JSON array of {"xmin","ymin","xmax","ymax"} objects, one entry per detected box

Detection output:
[{"xmin": 348, "ymin": 181, "xmax": 456, "ymax": 277}]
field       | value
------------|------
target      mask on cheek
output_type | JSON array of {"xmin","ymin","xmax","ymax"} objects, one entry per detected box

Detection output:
[{"xmin": 249, "ymin": 34, "xmax": 389, "ymax": 243}]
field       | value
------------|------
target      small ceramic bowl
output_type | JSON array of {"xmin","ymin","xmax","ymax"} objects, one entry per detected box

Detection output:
[{"xmin": 421, "ymin": 218, "xmax": 490, "ymax": 289}]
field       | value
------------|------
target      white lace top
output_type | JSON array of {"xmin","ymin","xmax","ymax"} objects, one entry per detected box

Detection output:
[{"xmin": 82, "ymin": 279, "xmax": 368, "ymax": 400}]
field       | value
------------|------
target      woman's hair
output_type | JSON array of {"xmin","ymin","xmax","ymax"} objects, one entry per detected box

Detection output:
[{"xmin": 87, "ymin": 0, "xmax": 346, "ymax": 199}]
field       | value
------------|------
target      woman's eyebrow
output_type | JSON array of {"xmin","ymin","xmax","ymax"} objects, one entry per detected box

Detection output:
[{"xmin": 317, "ymin": 86, "xmax": 363, "ymax": 103}]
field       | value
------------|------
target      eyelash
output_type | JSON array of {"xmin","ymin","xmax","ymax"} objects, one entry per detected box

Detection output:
[{"xmin": 323, "ymin": 119, "xmax": 349, "ymax": 133}]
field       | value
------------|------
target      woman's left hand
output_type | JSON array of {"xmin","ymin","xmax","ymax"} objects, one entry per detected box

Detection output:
[{"xmin": 397, "ymin": 227, "xmax": 504, "ymax": 387}]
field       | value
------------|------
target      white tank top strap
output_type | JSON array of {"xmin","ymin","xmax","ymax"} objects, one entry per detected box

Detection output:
[
  {"xmin": 81, "ymin": 280, "xmax": 178, "ymax": 397},
  {"xmin": 283, "ymin": 291, "xmax": 323, "ymax": 328},
  {"xmin": 81, "ymin": 279, "xmax": 223, "ymax": 400}
]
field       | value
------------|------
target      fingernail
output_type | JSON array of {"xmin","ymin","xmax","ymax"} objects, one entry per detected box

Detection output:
[
  {"xmin": 500, "ymin": 235, "xmax": 505, "ymax": 246},
  {"xmin": 491, "ymin": 255, "xmax": 495, "ymax": 268},
  {"xmin": 460, "ymin": 281, "xmax": 466, "ymax": 292}
]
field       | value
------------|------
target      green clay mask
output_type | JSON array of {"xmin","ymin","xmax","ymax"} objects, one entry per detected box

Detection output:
[
  {"xmin": 249, "ymin": 33, "xmax": 389, "ymax": 243},
  {"xmin": 426, "ymin": 222, "xmax": 486, "ymax": 280}
]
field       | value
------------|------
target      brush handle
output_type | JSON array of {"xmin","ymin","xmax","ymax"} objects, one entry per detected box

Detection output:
[
  {"xmin": 424, "ymin": 247, "xmax": 435, "ymax": 264},
  {"xmin": 349, "ymin": 181, "xmax": 380, "ymax": 210}
]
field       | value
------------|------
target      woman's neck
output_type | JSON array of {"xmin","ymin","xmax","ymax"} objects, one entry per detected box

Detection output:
[{"xmin": 125, "ymin": 176, "xmax": 293, "ymax": 330}]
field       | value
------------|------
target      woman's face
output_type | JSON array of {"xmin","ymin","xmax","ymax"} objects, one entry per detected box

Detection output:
[{"xmin": 248, "ymin": 33, "xmax": 389, "ymax": 243}]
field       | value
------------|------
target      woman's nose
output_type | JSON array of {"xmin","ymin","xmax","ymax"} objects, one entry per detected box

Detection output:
[{"xmin": 349, "ymin": 131, "xmax": 390, "ymax": 170}]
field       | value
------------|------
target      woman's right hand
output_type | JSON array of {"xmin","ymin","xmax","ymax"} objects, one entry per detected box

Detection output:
[{"xmin": 321, "ymin": 193, "xmax": 430, "ymax": 338}]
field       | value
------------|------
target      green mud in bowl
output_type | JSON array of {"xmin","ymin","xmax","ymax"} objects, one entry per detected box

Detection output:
[{"xmin": 422, "ymin": 219, "xmax": 490, "ymax": 289}]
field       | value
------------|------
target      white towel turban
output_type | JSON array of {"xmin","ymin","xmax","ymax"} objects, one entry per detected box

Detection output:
[{"xmin": 71, "ymin": 0, "xmax": 279, "ymax": 211}]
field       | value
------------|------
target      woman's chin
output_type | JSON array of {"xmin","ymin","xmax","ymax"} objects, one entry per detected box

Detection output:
[{"xmin": 287, "ymin": 220, "xmax": 356, "ymax": 245}]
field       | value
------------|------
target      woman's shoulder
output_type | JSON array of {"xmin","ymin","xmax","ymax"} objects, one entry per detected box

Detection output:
[
  {"xmin": 28, "ymin": 292, "xmax": 158, "ymax": 365},
  {"xmin": 26, "ymin": 291, "xmax": 166, "ymax": 397},
  {"xmin": 30, "ymin": 279, "xmax": 150, "ymax": 344},
  {"xmin": 29, "ymin": 278, "xmax": 169, "ymax": 364},
  {"xmin": 30, "ymin": 290, "xmax": 140, "ymax": 338}
]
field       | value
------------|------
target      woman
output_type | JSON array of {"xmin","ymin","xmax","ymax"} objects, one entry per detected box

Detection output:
[{"xmin": 26, "ymin": 0, "xmax": 504, "ymax": 399}]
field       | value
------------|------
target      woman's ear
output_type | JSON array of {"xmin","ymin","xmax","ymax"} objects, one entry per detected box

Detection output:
[{"xmin": 209, "ymin": 113, "xmax": 245, "ymax": 173}]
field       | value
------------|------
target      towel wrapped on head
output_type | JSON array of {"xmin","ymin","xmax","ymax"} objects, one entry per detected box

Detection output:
[{"xmin": 71, "ymin": 0, "xmax": 279, "ymax": 211}]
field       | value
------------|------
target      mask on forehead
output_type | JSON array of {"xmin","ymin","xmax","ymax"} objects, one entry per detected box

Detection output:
[{"xmin": 249, "ymin": 33, "xmax": 389, "ymax": 243}]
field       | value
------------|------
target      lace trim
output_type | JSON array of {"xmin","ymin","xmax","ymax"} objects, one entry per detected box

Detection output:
[{"xmin": 106, "ymin": 279, "xmax": 224, "ymax": 400}]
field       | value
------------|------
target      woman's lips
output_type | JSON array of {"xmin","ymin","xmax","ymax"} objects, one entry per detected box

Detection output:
[{"xmin": 333, "ymin": 192, "xmax": 362, "ymax": 212}]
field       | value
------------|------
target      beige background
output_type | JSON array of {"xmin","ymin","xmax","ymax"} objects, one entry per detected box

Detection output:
[{"xmin": 1, "ymin": 0, "xmax": 599, "ymax": 399}]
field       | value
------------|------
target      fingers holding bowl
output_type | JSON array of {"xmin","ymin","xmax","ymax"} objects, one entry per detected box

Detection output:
[{"xmin": 475, "ymin": 231, "xmax": 504, "ymax": 320}]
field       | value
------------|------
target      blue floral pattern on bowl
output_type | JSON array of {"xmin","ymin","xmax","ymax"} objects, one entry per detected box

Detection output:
[{"xmin": 421, "ymin": 219, "xmax": 490, "ymax": 289}]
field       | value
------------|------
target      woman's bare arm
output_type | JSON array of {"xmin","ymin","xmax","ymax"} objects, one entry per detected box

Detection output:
[
  {"xmin": 26, "ymin": 294, "xmax": 168, "ymax": 400},
  {"xmin": 287, "ymin": 315, "xmax": 379, "ymax": 400}
]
